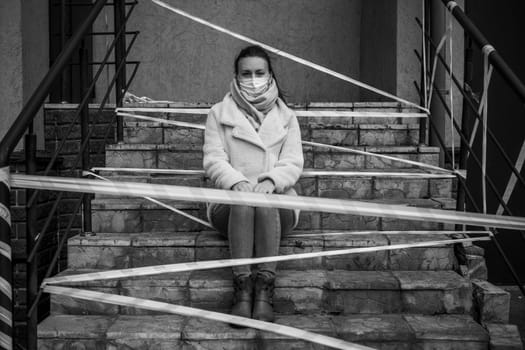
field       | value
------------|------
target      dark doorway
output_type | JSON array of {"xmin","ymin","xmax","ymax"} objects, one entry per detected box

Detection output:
[{"xmin": 465, "ymin": 1, "xmax": 525, "ymax": 284}]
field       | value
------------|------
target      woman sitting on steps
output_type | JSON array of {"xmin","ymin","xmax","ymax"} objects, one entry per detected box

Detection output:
[{"xmin": 203, "ymin": 45, "xmax": 304, "ymax": 322}]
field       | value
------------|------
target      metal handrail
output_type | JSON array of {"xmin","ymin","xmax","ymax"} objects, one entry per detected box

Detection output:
[
  {"xmin": 26, "ymin": 5, "xmax": 137, "ymax": 207},
  {"xmin": 415, "ymin": 17, "xmax": 525, "ymax": 193},
  {"xmin": 414, "ymin": 81, "xmax": 525, "ymax": 297},
  {"xmin": 0, "ymin": 0, "xmax": 108, "ymax": 165},
  {"xmin": 442, "ymin": 0, "xmax": 525, "ymax": 103},
  {"xmin": 0, "ymin": 1, "xmax": 139, "ymax": 348}
]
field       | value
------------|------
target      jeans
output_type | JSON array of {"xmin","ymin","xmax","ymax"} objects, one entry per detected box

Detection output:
[{"xmin": 210, "ymin": 204, "xmax": 295, "ymax": 278}]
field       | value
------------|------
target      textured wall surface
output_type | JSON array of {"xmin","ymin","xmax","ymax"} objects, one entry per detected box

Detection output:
[
  {"xmin": 95, "ymin": 0, "xmax": 363, "ymax": 103},
  {"xmin": 0, "ymin": 0, "xmax": 23, "ymax": 143},
  {"xmin": 0, "ymin": 0, "xmax": 48, "ymax": 149}
]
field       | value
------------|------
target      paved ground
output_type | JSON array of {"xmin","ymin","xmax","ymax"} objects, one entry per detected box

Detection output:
[{"xmin": 503, "ymin": 285, "xmax": 525, "ymax": 346}]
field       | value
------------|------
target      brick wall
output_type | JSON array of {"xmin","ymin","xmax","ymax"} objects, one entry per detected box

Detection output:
[{"xmin": 11, "ymin": 105, "xmax": 115, "ymax": 348}]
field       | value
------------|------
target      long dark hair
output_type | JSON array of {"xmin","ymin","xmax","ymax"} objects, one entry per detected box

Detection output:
[{"xmin": 234, "ymin": 45, "xmax": 287, "ymax": 103}]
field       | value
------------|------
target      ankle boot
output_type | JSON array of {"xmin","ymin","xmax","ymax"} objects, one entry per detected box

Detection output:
[
  {"xmin": 231, "ymin": 275, "xmax": 253, "ymax": 320},
  {"xmin": 252, "ymin": 274, "xmax": 275, "ymax": 322}
]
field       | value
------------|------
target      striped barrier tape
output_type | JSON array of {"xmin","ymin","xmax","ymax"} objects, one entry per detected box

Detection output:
[
  {"xmin": 116, "ymin": 107, "xmax": 427, "ymax": 119},
  {"xmin": 11, "ymin": 174, "xmax": 525, "ymax": 231},
  {"xmin": 116, "ymin": 111, "xmax": 453, "ymax": 175},
  {"xmin": 0, "ymin": 166, "xmax": 12, "ymax": 350},
  {"xmin": 43, "ymin": 285, "xmax": 373, "ymax": 350},
  {"xmin": 150, "ymin": 0, "xmax": 428, "ymax": 114},
  {"xmin": 286, "ymin": 230, "xmax": 492, "ymax": 238},
  {"xmin": 92, "ymin": 166, "xmax": 455, "ymax": 178},
  {"xmin": 0, "ymin": 242, "xmax": 10, "ymax": 261},
  {"xmin": 43, "ymin": 236, "xmax": 490, "ymax": 285}
]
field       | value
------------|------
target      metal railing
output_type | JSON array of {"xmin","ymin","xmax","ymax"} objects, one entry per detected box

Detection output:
[
  {"xmin": 0, "ymin": 1, "xmax": 139, "ymax": 349},
  {"xmin": 415, "ymin": 0, "xmax": 525, "ymax": 295}
]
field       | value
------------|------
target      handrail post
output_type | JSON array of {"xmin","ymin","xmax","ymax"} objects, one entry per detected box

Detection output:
[
  {"xmin": 0, "ymin": 164, "xmax": 13, "ymax": 350},
  {"xmin": 25, "ymin": 133, "xmax": 38, "ymax": 350},
  {"xmin": 79, "ymin": 41, "xmax": 93, "ymax": 235},
  {"xmin": 114, "ymin": 0, "xmax": 127, "ymax": 142}
]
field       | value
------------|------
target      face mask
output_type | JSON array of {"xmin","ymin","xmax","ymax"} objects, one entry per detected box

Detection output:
[{"xmin": 238, "ymin": 75, "xmax": 270, "ymax": 96}]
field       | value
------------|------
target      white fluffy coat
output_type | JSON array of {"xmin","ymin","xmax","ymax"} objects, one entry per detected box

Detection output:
[{"xmin": 203, "ymin": 94, "xmax": 304, "ymax": 225}]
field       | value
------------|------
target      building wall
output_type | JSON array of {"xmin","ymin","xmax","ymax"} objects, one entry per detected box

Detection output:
[
  {"xmin": 0, "ymin": 1, "xmax": 24, "ymax": 145},
  {"xmin": 0, "ymin": 0, "xmax": 48, "ymax": 150},
  {"xmin": 95, "ymin": 0, "xmax": 364, "ymax": 103}
]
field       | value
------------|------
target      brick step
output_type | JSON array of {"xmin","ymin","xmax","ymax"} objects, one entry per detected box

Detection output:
[
  {"xmin": 38, "ymin": 314, "xmax": 489, "ymax": 349},
  {"xmin": 123, "ymin": 119, "xmax": 422, "ymax": 147},
  {"xmin": 120, "ymin": 101, "xmax": 423, "ymax": 123},
  {"xmin": 50, "ymin": 269, "xmax": 471, "ymax": 316},
  {"xmin": 105, "ymin": 144, "xmax": 440, "ymax": 170},
  {"xmin": 92, "ymin": 169, "xmax": 454, "ymax": 201},
  {"xmin": 91, "ymin": 197, "xmax": 456, "ymax": 233},
  {"xmin": 68, "ymin": 231, "xmax": 463, "ymax": 271}
]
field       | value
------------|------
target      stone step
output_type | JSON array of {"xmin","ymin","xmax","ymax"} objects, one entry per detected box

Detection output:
[
  {"xmin": 92, "ymin": 169, "xmax": 454, "ymax": 201},
  {"xmin": 68, "ymin": 231, "xmax": 462, "ymax": 271},
  {"xmin": 38, "ymin": 314, "xmax": 489, "ymax": 349},
  {"xmin": 50, "ymin": 269, "xmax": 471, "ymax": 316},
  {"xmin": 105, "ymin": 144, "xmax": 440, "ymax": 170},
  {"xmin": 123, "ymin": 119, "xmax": 422, "ymax": 147},
  {"xmin": 91, "ymin": 197, "xmax": 456, "ymax": 233}
]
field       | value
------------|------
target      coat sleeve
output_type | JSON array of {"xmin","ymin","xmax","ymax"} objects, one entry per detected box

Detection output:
[
  {"xmin": 203, "ymin": 109, "xmax": 249, "ymax": 189},
  {"xmin": 257, "ymin": 113, "xmax": 304, "ymax": 193}
]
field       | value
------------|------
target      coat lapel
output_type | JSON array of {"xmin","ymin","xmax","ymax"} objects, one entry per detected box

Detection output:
[
  {"xmin": 218, "ymin": 95, "xmax": 290, "ymax": 150},
  {"xmin": 219, "ymin": 97, "xmax": 266, "ymax": 150}
]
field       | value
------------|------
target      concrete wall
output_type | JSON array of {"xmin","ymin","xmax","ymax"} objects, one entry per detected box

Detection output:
[
  {"xmin": 396, "ymin": 0, "xmax": 422, "ymax": 103},
  {"xmin": 0, "ymin": 0, "xmax": 24, "ymax": 145},
  {"xmin": 95, "ymin": 0, "xmax": 363, "ymax": 103},
  {"xmin": 0, "ymin": 0, "xmax": 48, "ymax": 150},
  {"xmin": 91, "ymin": 1, "xmax": 461, "ymax": 109}
]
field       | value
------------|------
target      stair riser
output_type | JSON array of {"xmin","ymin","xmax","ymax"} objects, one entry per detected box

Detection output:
[
  {"xmin": 37, "ymin": 313, "xmax": 490, "ymax": 350},
  {"xmin": 51, "ymin": 284, "xmax": 471, "ymax": 317},
  {"xmin": 38, "ymin": 337, "xmax": 488, "ymax": 350},
  {"xmin": 123, "ymin": 124, "xmax": 420, "ymax": 147},
  {"xmin": 50, "ymin": 269, "xmax": 471, "ymax": 317},
  {"xmin": 105, "ymin": 149, "xmax": 440, "ymax": 170},
  {"xmin": 67, "ymin": 245, "xmax": 456, "ymax": 271},
  {"xmin": 92, "ymin": 208, "xmax": 451, "ymax": 233},
  {"xmin": 94, "ymin": 176, "xmax": 453, "ymax": 200}
]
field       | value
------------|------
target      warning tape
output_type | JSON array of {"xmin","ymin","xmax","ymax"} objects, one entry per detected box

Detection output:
[
  {"xmin": 92, "ymin": 167, "xmax": 204, "ymax": 175},
  {"xmin": 286, "ymin": 230, "xmax": 492, "ymax": 238},
  {"xmin": 118, "ymin": 112, "xmax": 205, "ymax": 129},
  {"xmin": 116, "ymin": 107, "xmax": 427, "ymax": 119},
  {"xmin": 150, "ymin": 0, "xmax": 428, "ymax": 114},
  {"xmin": 11, "ymin": 175, "xmax": 525, "ymax": 231},
  {"xmin": 43, "ymin": 236, "xmax": 489, "ymax": 285},
  {"xmin": 91, "ymin": 167, "xmax": 455, "ymax": 179},
  {"xmin": 44, "ymin": 285, "xmax": 373, "ymax": 350},
  {"xmin": 116, "ymin": 111, "xmax": 453, "ymax": 175},
  {"xmin": 0, "ymin": 242, "xmax": 11, "ymax": 261}
]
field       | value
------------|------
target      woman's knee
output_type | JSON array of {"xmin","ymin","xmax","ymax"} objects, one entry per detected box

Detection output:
[
  {"xmin": 230, "ymin": 205, "xmax": 255, "ymax": 217},
  {"xmin": 255, "ymin": 206, "xmax": 279, "ymax": 219}
]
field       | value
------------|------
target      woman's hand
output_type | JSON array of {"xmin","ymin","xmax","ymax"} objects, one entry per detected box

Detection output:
[
  {"xmin": 253, "ymin": 179, "xmax": 275, "ymax": 194},
  {"xmin": 232, "ymin": 181, "xmax": 253, "ymax": 192}
]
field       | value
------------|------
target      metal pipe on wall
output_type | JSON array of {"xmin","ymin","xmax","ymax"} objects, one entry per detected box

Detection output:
[{"xmin": 429, "ymin": 1, "xmax": 448, "ymax": 167}]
